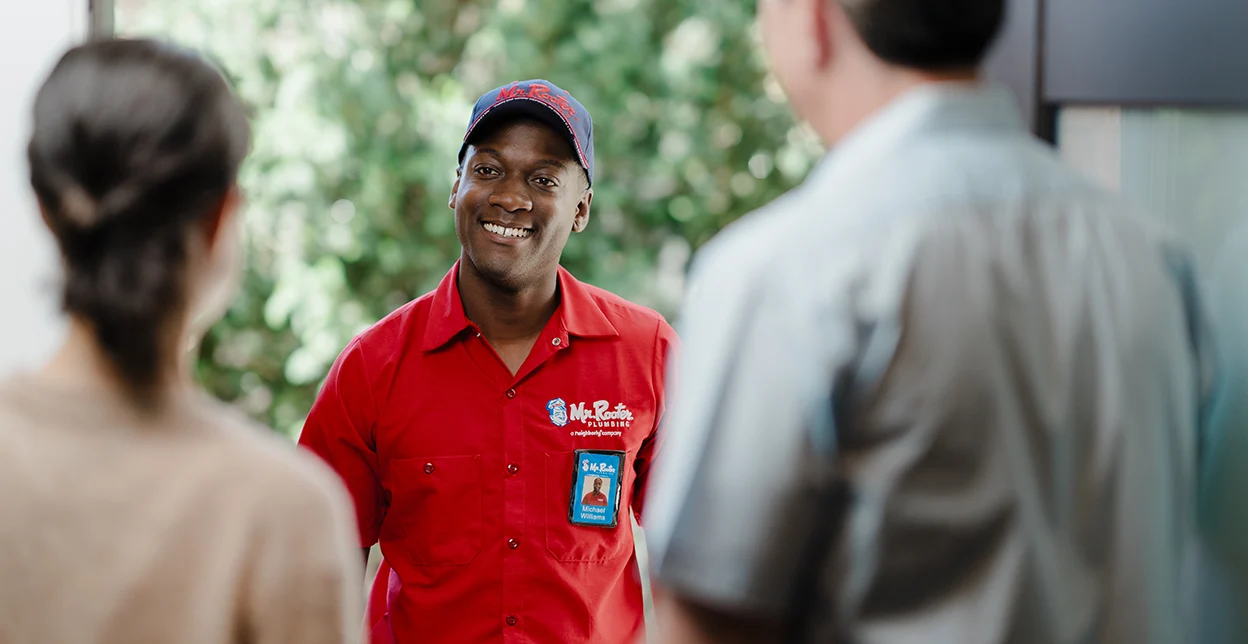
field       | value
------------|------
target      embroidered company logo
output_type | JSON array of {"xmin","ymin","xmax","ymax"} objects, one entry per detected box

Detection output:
[
  {"xmin": 552, "ymin": 400, "xmax": 633, "ymax": 439},
  {"xmin": 494, "ymin": 82, "xmax": 579, "ymax": 122},
  {"xmin": 549, "ymin": 398, "xmax": 634, "ymax": 436},
  {"xmin": 569, "ymin": 401, "xmax": 634, "ymax": 427},
  {"xmin": 547, "ymin": 398, "xmax": 569, "ymax": 427}
]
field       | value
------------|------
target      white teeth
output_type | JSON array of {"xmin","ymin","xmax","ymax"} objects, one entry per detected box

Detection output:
[{"xmin": 483, "ymin": 222, "xmax": 531, "ymax": 238}]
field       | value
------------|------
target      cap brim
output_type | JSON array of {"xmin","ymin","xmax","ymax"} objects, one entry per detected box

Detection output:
[{"xmin": 459, "ymin": 99, "xmax": 590, "ymax": 182}]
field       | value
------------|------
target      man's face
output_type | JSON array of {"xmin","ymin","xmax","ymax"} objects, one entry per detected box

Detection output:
[
  {"xmin": 593, "ymin": 478, "xmax": 603, "ymax": 493},
  {"xmin": 758, "ymin": 0, "xmax": 822, "ymax": 122},
  {"xmin": 450, "ymin": 119, "xmax": 591, "ymax": 291}
]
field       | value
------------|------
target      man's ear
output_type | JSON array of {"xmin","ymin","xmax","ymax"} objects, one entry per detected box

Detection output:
[
  {"xmin": 813, "ymin": 0, "xmax": 834, "ymax": 69},
  {"xmin": 37, "ymin": 201, "xmax": 54, "ymax": 232},
  {"xmin": 571, "ymin": 187, "xmax": 593, "ymax": 233},
  {"xmin": 202, "ymin": 184, "xmax": 242, "ymax": 251},
  {"xmin": 449, "ymin": 166, "xmax": 463, "ymax": 210}
]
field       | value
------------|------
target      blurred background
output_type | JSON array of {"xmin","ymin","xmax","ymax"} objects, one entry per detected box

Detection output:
[{"xmin": 114, "ymin": 0, "xmax": 824, "ymax": 438}]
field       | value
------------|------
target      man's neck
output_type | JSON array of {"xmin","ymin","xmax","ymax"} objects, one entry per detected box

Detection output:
[
  {"xmin": 457, "ymin": 261, "xmax": 561, "ymax": 343},
  {"xmin": 809, "ymin": 65, "xmax": 981, "ymax": 147}
]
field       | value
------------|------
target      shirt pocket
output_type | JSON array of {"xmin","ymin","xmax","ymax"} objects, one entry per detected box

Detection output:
[
  {"xmin": 389, "ymin": 455, "xmax": 483, "ymax": 566},
  {"xmin": 544, "ymin": 451, "xmax": 632, "ymax": 563}
]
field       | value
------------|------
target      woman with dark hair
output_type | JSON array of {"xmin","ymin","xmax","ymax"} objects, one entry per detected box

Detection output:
[{"xmin": 0, "ymin": 39, "xmax": 361, "ymax": 643}]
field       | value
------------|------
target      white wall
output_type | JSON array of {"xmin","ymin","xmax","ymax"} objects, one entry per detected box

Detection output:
[{"xmin": 0, "ymin": 1, "xmax": 87, "ymax": 374}]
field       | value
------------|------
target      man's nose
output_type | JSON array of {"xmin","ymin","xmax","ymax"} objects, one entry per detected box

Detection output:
[{"xmin": 488, "ymin": 180, "xmax": 533, "ymax": 213}]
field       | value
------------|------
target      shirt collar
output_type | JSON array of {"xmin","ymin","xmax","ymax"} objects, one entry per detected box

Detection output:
[
  {"xmin": 422, "ymin": 263, "xmax": 474, "ymax": 351},
  {"xmin": 805, "ymin": 82, "xmax": 1025, "ymax": 189},
  {"xmin": 421, "ymin": 262, "xmax": 618, "ymax": 352},
  {"xmin": 555, "ymin": 265, "xmax": 619, "ymax": 339}
]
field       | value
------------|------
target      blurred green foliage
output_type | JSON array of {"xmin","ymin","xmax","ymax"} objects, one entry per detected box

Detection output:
[{"xmin": 118, "ymin": 0, "xmax": 823, "ymax": 436}]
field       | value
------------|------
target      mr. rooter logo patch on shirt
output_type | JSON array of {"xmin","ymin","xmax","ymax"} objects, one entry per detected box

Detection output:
[{"xmin": 547, "ymin": 397, "xmax": 634, "ymax": 438}]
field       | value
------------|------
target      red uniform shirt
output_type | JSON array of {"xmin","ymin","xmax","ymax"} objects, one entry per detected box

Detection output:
[{"xmin": 299, "ymin": 263, "xmax": 677, "ymax": 644}]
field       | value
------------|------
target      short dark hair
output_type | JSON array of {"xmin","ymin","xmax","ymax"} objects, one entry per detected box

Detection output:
[
  {"xmin": 27, "ymin": 38, "xmax": 250, "ymax": 405},
  {"xmin": 838, "ymin": 0, "xmax": 1006, "ymax": 71}
]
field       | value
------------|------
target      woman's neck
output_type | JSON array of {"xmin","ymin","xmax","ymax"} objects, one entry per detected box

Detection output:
[{"xmin": 41, "ymin": 317, "xmax": 194, "ymax": 399}]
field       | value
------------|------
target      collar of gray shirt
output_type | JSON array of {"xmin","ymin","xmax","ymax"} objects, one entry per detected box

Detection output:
[{"xmin": 805, "ymin": 82, "xmax": 1026, "ymax": 194}]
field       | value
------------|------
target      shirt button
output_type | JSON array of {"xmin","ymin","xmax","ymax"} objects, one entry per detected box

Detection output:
[
  {"xmin": 506, "ymin": 615, "xmax": 518, "ymax": 627},
  {"xmin": 508, "ymin": 538, "xmax": 519, "ymax": 550},
  {"xmin": 424, "ymin": 463, "xmax": 435, "ymax": 474},
  {"xmin": 507, "ymin": 463, "xmax": 519, "ymax": 475},
  {"xmin": 551, "ymin": 337, "xmax": 562, "ymax": 346},
  {"xmin": 505, "ymin": 388, "xmax": 516, "ymax": 399}
]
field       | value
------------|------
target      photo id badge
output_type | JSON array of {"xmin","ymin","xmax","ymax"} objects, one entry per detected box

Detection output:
[{"xmin": 568, "ymin": 450, "xmax": 625, "ymax": 528}]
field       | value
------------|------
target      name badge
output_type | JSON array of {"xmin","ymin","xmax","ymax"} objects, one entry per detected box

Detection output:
[{"xmin": 568, "ymin": 450, "xmax": 624, "ymax": 528}]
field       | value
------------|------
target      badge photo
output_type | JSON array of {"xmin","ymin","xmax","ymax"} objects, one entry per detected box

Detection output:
[{"xmin": 568, "ymin": 450, "xmax": 624, "ymax": 528}]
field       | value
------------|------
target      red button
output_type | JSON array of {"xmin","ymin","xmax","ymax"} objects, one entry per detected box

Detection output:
[
  {"xmin": 508, "ymin": 538, "xmax": 519, "ymax": 550},
  {"xmin": 506, "ymin": 616, "xmax": 517, "ymax": 626},
  {"xmin": 505, "ymin": 388, "xmax": 516, "ymax": 399},
  {"xmin": 507, "ymin": 463, "xmax": 519, "ymax": 475},
  {"xmin": 424, "ymin": 463, "xmax": 434, "ymax": 474}
]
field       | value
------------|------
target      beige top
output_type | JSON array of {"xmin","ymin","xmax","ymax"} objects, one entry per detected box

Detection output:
[{"xmin": 0, "ymin": 375, "xmax": 363, "ymax": 644}]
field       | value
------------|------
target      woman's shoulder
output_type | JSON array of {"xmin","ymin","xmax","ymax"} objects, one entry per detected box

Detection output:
[
  {"xmin": 191, "ymin": 396, "xmax": 352, "ymax": 515},
  {"xmin": 0, "ymin": 376, "xmax": 354, "ymax": 542},
  {"xmin": 0, "ymin": 374, "xmax": 348, "ymax": 524}
]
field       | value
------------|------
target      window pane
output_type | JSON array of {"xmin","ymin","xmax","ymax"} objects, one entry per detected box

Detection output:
[{"xmin": 1059, "ymin": 107, "xmax": 1248, "ymax": 274}]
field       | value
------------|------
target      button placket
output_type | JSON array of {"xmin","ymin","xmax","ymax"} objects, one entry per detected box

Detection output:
[{"xmin": 500, "ymin": 379, "xmax": 525, "ymax": 637}]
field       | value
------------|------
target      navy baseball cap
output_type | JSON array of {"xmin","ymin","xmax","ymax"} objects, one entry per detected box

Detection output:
[{"xmin": 458, "ymin": 79, "xmax": 595, "ymax": 185}]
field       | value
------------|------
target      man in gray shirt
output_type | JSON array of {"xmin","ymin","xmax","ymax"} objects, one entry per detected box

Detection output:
[{"xmin": 644, "ymin": 0, "xmax": 1213, "ymax": 642}]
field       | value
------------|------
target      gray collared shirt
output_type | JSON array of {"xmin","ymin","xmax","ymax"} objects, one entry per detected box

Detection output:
[{"xmin": 645, "ymin": 84, "xmax": 1212, "ymax": 644}]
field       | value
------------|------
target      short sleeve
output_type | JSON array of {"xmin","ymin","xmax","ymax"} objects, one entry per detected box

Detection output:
[
  {"xmin": 643, "ymin": 235, "xmax": 856, "ymax": 616},
  {"xmin": 631, "ymin": 318, "xmax": 680, "ymax": 521},
  {"xmin": 298, "ymin": 338, "xmax": 386, "ymax": 547}
]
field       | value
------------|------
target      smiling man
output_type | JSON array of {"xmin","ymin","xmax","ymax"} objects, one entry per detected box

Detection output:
[
  {"xmin": 298, "ymin": 79, "xmax": 678, "ymax": 644},
  {"xmin": 583, "ymin": 478, "xmax": 609, "ymax": 506}
]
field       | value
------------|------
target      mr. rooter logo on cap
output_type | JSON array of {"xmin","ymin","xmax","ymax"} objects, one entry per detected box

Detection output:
[{"xmin": 494, "ymin": 82, "xmax": 580, "ymax": 122}]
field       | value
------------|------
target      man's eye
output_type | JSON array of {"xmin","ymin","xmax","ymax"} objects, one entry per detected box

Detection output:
[
  {"xmin": 475, "ymin": 166, "xmax": 499, "ymax": 176},
  {"xmin": 535, "ymin": 177, "xmax": 556, "ymax": 187}
]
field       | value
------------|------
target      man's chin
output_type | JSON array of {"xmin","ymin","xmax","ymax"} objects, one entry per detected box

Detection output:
[{"xmin": 465, "ymin": 257, "xmax": 530, "ymax": 292}]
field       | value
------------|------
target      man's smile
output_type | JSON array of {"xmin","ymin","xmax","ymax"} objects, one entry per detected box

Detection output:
[{"xmin": 482, "ymin": 221, "xmax": 533, "ymax": 239}]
